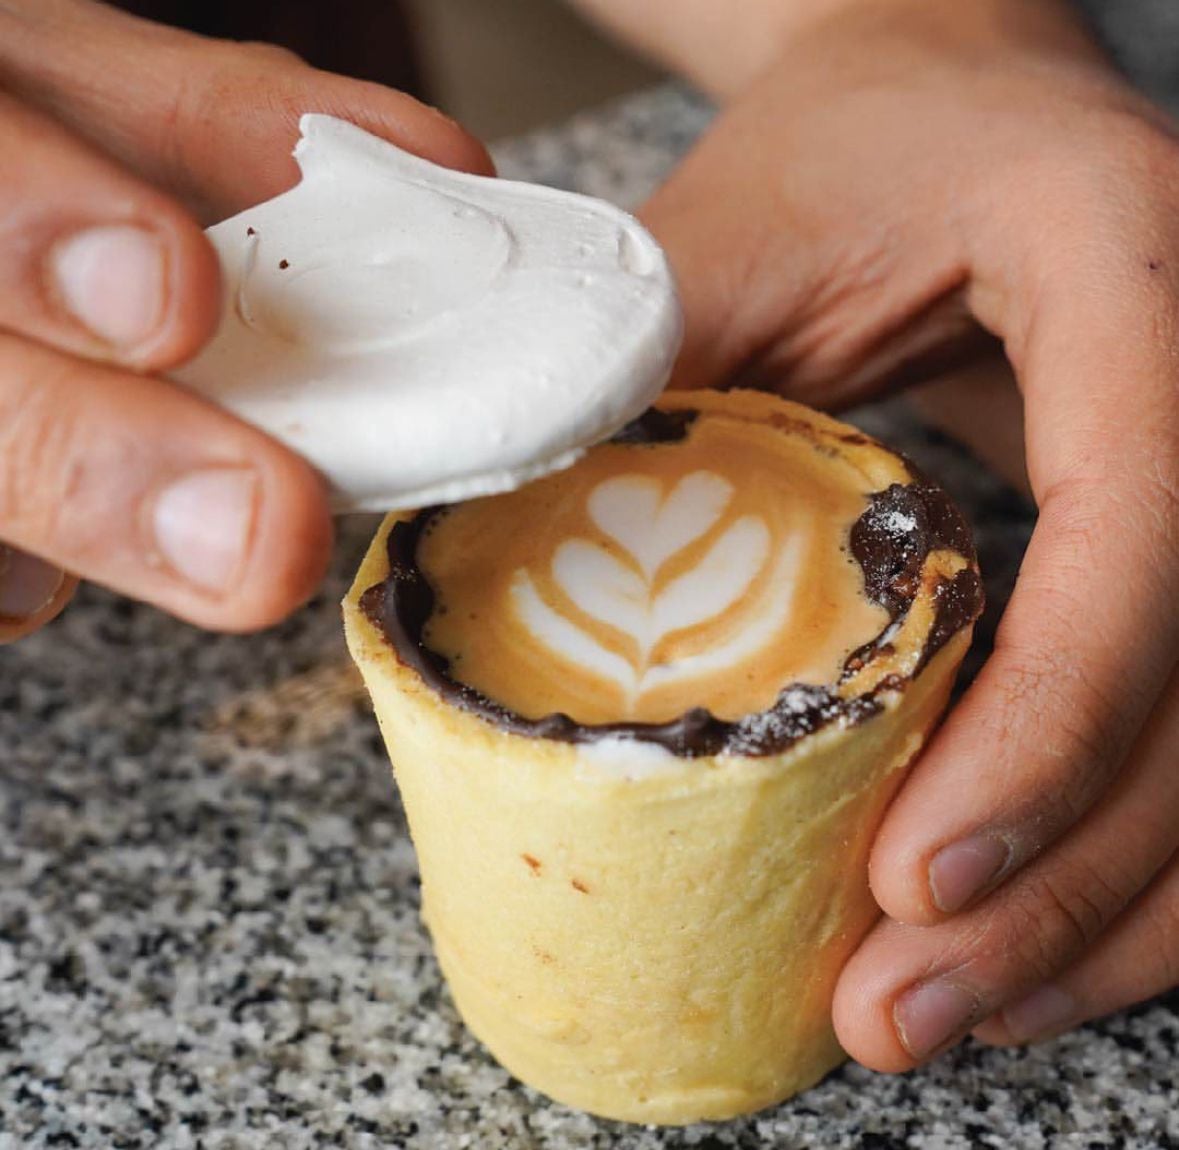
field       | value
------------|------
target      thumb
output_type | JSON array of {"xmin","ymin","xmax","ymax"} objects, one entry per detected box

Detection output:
[
  {"xmin": 637, "ymin": 69, "xmax": 987, "ymax": 405},
  {"xmin": 637, "ymin": 133, "xmax": 788, "ymax": 394},
  {"xmin": 0, "ymin": 0, "xmax": 493, "ymax": 223}
]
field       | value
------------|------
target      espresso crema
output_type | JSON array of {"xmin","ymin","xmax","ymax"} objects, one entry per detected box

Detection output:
[{"xmin": 361, "ymin": 391, "xmax": 983, "ymax": 756}]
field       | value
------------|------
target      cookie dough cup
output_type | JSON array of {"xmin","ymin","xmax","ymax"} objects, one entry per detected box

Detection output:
[{"xmin": 343, "ymin": 390, "xmax": 982, "ymax": 1125}]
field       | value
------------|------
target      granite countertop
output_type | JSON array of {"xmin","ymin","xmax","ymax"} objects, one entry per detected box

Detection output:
[{"xmin": 4, "ymin": 84, "xmax": 1179, "ymax": 1150}]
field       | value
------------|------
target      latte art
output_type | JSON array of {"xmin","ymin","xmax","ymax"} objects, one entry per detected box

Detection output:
[
  {"xmin": 419, "ymin": 404, "xmax": 893, "ymax": 725},
  {"xmin": 512, "ymin": 471, "xmax": 806, "ymax": 713}
]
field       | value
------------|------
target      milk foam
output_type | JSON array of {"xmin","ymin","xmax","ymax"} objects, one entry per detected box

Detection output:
[
  {"xmin": 172, "ymin": 115, "xmax": 682, "ymax": 512},
  {"xmin": 588, "ymin": 472, "xmax": 734, "ymax": 578},
  {"xmin": 512, "ymin": 471, "xmax": 803, "ymax": 710}
]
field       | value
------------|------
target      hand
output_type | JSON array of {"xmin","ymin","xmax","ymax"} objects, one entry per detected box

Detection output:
[
  {"xmin": 637, "ymin": 0, "xmax": 1179, "ymax": 1065},
  {"xmin": 0, "ymin": 0, "xmax": 490, "ymax": 643}
]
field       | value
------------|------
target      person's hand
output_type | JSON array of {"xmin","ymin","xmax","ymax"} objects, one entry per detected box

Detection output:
[
  {"xmin": 0, "ymin": 0, "xmax": 490, "ymax": 644},
  {"xmin": 636, "ymin": 0, "xmax": 1179, "ymax": 1065}
]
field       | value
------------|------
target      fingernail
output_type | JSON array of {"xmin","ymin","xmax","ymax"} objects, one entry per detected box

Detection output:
[
  {"xmin": 0, "ymin": 546, "xmax": 65, "ymax": 620},
  {"xmin": 151, "ymin": 468, "xmax": 258, "ymax": 593},
  {"xmin": 1002, "ymin": 984, "xmax": 1075, "ymax": 1043},
  {"xmin": 929, "ymin": 835, "xmax": 1011, "ymax": 914},
  {"xmin": 894, "ymin": 979, "xmax": 979, "ymax": 1059},
  {"xmin": 51, "ymin": 225, "xmax": 166, "ymax": 349}
]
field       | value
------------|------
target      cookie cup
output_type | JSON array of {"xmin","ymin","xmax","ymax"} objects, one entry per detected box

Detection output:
[{"xmin": 344, "ymin": 506, "xmax": 972, "ymax": 1126}]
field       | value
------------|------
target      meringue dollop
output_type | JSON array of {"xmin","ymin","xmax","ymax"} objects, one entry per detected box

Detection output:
[{"xmin": 172, "ymin": 114, "xmax": 682, "ymax": 512}]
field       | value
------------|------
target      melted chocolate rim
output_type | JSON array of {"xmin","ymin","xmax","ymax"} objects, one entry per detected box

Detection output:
[{"xmin": 359, "ymin": 409, "xmax": 984, "ymax": 758}]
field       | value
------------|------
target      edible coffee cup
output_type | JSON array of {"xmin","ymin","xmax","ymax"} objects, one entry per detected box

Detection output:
[{"xmin": 344, "ymin": 389, "xmax": 981, "ymax": 1124}]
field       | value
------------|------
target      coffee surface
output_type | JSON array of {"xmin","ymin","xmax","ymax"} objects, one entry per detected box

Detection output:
[{"xmin": 418, "ymin": 411, "xmax": 891, "ymax": 725}]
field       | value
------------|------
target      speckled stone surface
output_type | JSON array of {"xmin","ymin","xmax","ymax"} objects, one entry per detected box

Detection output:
[{"xmin": 4, "ymin": 65, "xmax": 1179, "ymax": 1150}]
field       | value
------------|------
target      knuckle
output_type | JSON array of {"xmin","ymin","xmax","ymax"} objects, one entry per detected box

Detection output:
[
  {"xmin": 990, "ymin": 634, "xmax": 1131, "ymax": 824},
  {"xmin": 1046, "ymin": 662, "xmax": 1128, "ymax": 790},
  {"xmin": 155, "ymin": 40, "xmax": 308, "ymax": 192},
  {"xmin": 0, "ymin": 358, "xmax": 80, "ymax": 544},
  {"xmin": 227, "ymin": 39, "xmax": 306, "ymax": 72},
  {"xmin": 151, "ymin": 55, "xmax": 220, "ymax": 194},
  {"xmin": 1006, "ymin": 862, "xmax": 1129, "ymax": 981},
  {"xmin": 1054, "ymin": 470, "xmax": 1179, "ymax": 579},
  {"xmin": 1035, "ymin": 476, "xmax": 1115, "ymax": 565},
  {"xmin": 920, "ymin": 852, "xmax": 1132, "ymax": 987},
  {"xmin": 1037, "ymin": 472, "xmax": 1179, "ymax": 653}
]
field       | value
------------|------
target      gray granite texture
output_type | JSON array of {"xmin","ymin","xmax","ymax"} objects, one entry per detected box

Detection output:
[{"xmin": 5, "ymin": 19, "xmax": 1179, "ymax": 1149}]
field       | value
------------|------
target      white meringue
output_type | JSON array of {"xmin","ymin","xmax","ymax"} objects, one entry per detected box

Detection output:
[{"xmin": 172, "ymin": 114, "xmax": 682, "ymax": 512}]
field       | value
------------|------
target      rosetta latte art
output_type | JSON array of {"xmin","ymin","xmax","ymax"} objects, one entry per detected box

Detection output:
[{"xmin": 511, "ymin": 472, "xmax": 805, "ymax": 713}]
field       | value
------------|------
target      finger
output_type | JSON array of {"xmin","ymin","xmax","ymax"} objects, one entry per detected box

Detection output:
[
  {"xmin": 972, "ymin": 846, "xmax": 1179, "ymax": 1047},
  {"xmin": 636, "ymin": 46, "xmax": 983, "ymax": 406},
  {"xmin": 869, "ymin": 160, "xmax": 1179, "ymax": 925},
  {"xmin": 833, "ymin": 660, "xmax": 1179, "ymax": 1071},
  {"xmin": 0, "ymin": 332, "xmax": 332, "ymax": 632},
  {"xmin": 0, "ymin": 0, "xmax": 494, "ymax": 223},
  {"xmin": 0, "ymin": 91, "xmax": 220, "ymax": 370},
  {"xmin": 0, "ymin": 544, "xmax": 77, "ymax": 643}
]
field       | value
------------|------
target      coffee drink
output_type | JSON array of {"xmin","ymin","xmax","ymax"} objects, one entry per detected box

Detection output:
[
  {"xmin": 418, "ymin": 404, "xmax": 891, "ymax": 726},
  {"xmin": 344, "ymin": 390, "xmax": 982, "ymax": 1124}
]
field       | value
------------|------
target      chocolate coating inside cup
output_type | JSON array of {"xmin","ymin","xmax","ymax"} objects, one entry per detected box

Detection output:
[{"xmin": 360, "ymin": 400, "xmax": 983, "ymax": 757}]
